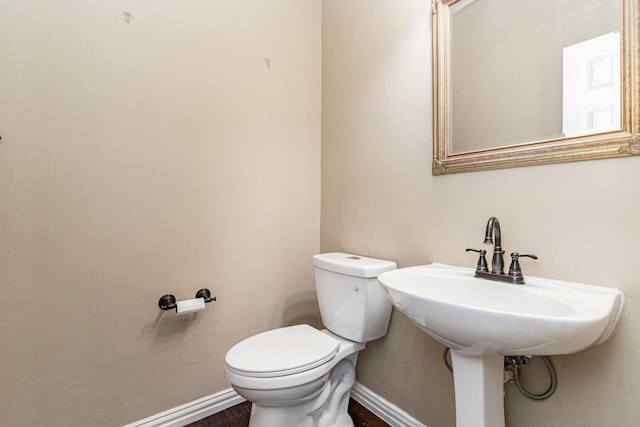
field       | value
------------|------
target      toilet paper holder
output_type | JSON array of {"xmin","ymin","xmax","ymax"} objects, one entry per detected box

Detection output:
[{"xmin": 158, "ymin": 288, "xmax": 217, "ymax": 311}]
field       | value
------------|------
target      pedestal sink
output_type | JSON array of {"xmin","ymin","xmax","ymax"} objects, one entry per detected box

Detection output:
[{"xmin": 377, "ymin": 263, "xmax": 624, "ymax": 427}]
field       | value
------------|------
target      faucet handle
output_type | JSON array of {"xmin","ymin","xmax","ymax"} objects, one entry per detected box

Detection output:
[
  {"xmin": 508, "ymin": 252, "xmax": 538, "ymax": 284},
  {"xmin": 466, "ymin": 248, "xmax": 489, "ymax": 273},
  {"xmin": 511, "ymin": 253, "xmax": 538, "ymax": 261}
]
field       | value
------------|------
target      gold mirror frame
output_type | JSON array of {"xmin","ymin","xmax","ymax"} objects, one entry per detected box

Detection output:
[{"xmin": 432, "ymin": 0, "xmax": 640, "ymax": 175}]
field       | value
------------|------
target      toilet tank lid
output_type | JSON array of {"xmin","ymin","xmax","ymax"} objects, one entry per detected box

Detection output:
[{"xmin": 313, "ymin": 252, "xmax": 397, "ymax": 278}]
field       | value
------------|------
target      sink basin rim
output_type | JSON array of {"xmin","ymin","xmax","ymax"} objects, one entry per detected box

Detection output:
[
  {"xmin": 378, "ymin": 263, "xmax": 618, "ymax": 322},
  {"xmin": 377, "ymin": 263, "xmax": 625, "ymax": 356}
]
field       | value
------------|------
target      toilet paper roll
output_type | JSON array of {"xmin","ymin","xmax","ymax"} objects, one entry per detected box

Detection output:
[{"xmin": 175, "ymin": 297, "xmax": 206, "ymax": 315}]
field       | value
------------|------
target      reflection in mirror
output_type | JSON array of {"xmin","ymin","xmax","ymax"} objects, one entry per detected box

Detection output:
[
  {"xmin": 562, "ymin": 32, "xmax": 620, "ymax": 137},
  {"xmin": 432, "ymin": 0, "xmax": 640, "ymax": 174},
  {"xmin": 450, "ymin": 0, "xmax": 620, "ymax": 153}
]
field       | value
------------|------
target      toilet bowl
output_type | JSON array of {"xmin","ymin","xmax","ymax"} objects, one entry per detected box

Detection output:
[{"xmin": 225, "ymin": 253, "xmax": 396, "ymax": 427}]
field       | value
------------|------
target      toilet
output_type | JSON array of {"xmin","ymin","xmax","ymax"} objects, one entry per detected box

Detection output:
[{"xmin": 225, "ymin": 252, "xmax": 396, "ymax": 427}]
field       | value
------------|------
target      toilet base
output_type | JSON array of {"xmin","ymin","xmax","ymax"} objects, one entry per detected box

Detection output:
[{"xmin": 248, "ymin": 357, "xmax": 357, "ymax": 427}]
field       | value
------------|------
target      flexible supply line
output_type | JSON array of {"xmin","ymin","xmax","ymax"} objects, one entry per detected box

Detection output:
[
  {"xmin": 511, "ymin": 355, "xmax": 557, "ymax": 400},
  {"xmin": 442, "ymin": 348, "xmax": 557, "ymax": 401}
]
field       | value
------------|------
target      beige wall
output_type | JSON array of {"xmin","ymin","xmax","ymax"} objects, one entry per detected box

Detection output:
[
  {"xmin": 0, "ymin": 1, "xmax": 321, "ymax": 426},
  {"xmin": 322, "ymin": 1, "xmax": 640, "ymax": 426}
]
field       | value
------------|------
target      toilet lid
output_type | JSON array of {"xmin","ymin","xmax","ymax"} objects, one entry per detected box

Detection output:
[{"xmin": 225, "ymin": 325, "xmax": 340, "ymax": 378}]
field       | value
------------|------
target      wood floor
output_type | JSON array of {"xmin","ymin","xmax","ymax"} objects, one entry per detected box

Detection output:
[{"xmin": 185, "ymin": 398, "xmax": 390, "ymax": 427}]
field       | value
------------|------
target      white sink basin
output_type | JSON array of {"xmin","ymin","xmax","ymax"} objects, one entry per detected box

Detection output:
[
  {"xmin": 377, "ymin": 263, "xmax": 624, "ymax": 356},
  {"xmin": 377, "ymin": 263, "xmax": 625, "ymax": 427}
]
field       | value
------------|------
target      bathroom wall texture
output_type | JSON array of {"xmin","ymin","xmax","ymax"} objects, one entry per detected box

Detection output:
[
  {"xmin": 322, "ymin": 1, "xmax": 640, "ymax": 426},
  {"xmin": 0, "ymin": 1, "xmax": 321, "ymax": 426}
]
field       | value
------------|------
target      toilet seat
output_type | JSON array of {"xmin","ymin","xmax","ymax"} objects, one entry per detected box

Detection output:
[{"xmin": 225, "ymin": 325, "xmax": 340, "ymax": 378}]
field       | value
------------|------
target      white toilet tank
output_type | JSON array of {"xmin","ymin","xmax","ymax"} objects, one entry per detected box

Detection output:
[{"xmin": 313, "ymin": 252, "xmax": 397, "ymax": 343}]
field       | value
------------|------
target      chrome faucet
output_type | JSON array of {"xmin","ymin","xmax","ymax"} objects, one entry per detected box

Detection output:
[{"xmin": 466, "ymin": 216, "xmax": 538, "ymax": 284}]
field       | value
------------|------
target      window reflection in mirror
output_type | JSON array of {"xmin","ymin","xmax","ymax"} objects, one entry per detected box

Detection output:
[{"xmin": 562, "ymin": 32, "xmax": 620, "ymax": 137}]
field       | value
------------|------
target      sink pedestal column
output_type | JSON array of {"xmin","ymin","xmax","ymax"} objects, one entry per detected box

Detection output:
[{"xmin": 450, "ymin": 351, "xmax": 505, "ymax": 427}]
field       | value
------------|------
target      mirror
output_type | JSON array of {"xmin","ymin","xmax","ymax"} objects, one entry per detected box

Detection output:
[{"xmin": 432, "ymin": 0, "xmax": 640, "ymax": 175}]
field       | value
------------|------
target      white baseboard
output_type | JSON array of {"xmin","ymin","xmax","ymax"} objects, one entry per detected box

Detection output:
[
  {"xmin": 124, "ymin": 382, "xmax": 426, "ymax": 427},
  {"xmin": 350, "ymin": 382, "xmax": 427, "ymax": 427},
  {"xmin": 123, "ymin": 388, "xmax": 245, "ymax": 427}
]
